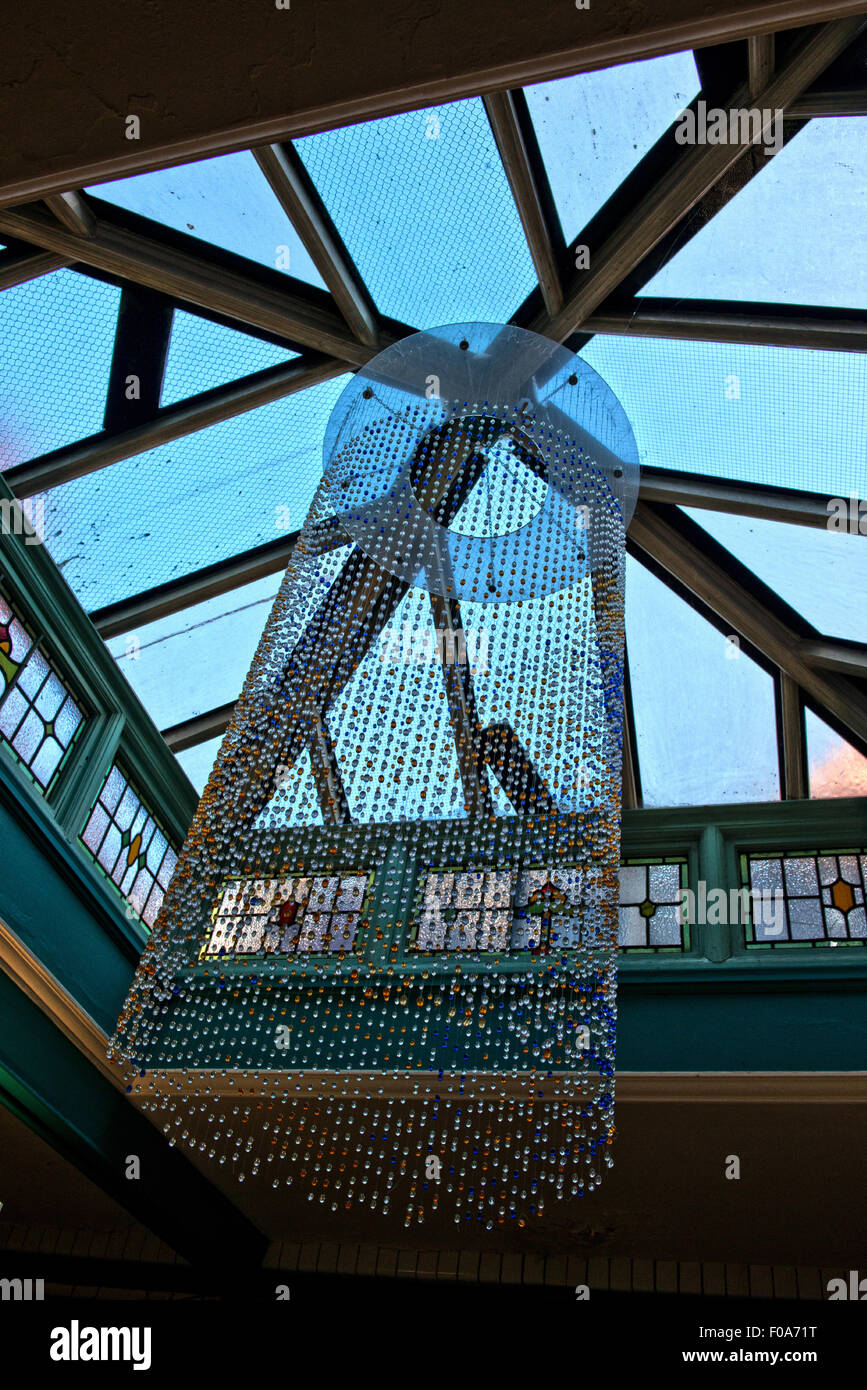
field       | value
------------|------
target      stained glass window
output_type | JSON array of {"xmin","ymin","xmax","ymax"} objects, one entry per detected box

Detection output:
[
  {"xmin": 409, "ymin": 869, "xmax": 526, "ymax": 952},
  {"xmin": 79, "ymin": 764, "xmax": 178, "ymax": 929},
  {"xmin": 741, "ymin": 850, "xmax": 867, "ymax": 948},
  {"xmin": 0, "ymin": 591, "xmax": 84, "ymax": 792},
  {"xmin": 406, "ymin": 865, "xmax": 656, "ymax": 955},
  {"xmin": 204, "ymin": 872, "xmax": 373, "ymax": 956},
  {"xmin": 617, "ymin": 857, "xmax": 689, "ymax": 952}
]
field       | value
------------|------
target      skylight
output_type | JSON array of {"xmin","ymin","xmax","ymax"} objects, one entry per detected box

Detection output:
[
  {"xmin": 683, "ymin": 510, "xmax": 867, "ymax": 644},
  {"xmin": 161, "ymin": 311, "xmax": 296, "ymax": 407},
  {"xmin": 582, "ymin": 334, "xmax": 867, "ymax": 497},
  {"xmin": 87, "ymin": 151, "xmax": 328, "ymax": 288},
  {"xmin": 626, "ymin": 554, "xmax": 781, "ymax": 807},
  {"xmin": 642, "ymin": 119, "xmax": 867, "ymax": 310},
  {"xmin": 0, "ymin": 271, "xmax": 120, "ymax": 469},
  {"xmin": 41, "ymin": 373, "xmax": 352, "ymax": 611},
  {"xmin": 106, "ymin": 574, "xmax": 281, "ymax": 731},
  {"xmin": 293, "ymin": 98, "xmax": 537, "ymax": 327},
  {"xmin": 524, "ymin": 49, "xmax": 701, "ymax": 244}
]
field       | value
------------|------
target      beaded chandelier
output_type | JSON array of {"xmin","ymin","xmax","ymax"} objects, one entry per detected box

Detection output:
[{"xmin": 111, "ymin": 323, "xmax": 640, "ymax": 1229}]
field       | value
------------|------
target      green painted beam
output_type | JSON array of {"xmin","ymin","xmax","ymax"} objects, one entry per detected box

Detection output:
[
  {"xmin": 0, "ymin": 972, "xmax": 266, "ymax": 1269},
  {"xmin": 0, "ymin": 771, "xmax": 140, "ymax": 1034},
  {"xmin": 616, "ymin": 984, "xmax": 867, "ymax": 1071}
]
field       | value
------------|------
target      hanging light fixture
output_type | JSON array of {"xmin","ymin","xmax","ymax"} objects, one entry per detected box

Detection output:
[{"xmin": 110, "ymin": 323, "xmax": 640, "ymax": 1229}]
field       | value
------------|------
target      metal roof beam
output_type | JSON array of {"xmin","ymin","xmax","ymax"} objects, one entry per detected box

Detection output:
[
  {"xmin": 483, "ymin": 90, "xmax": 565, "ymax": 319},
  {"xmin": 0, "ymin": 200, "xmax": 385, "ymax": 365},
  {"xmin": 583, "ymin": 298, "xmax": 867, "ymax": 354},
  {"xmin": 253, "ymin": 142, "xmax": 379, "ymax": 348},
  {"xmin": 629, "ymin": 500, "xmax": 867, "ymax": 750}
]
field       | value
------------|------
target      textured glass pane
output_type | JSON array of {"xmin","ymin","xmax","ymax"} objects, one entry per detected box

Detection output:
[
  {"xmin": 34, "ymin": 670, "xmax": 65, "ymax": 720},
  {"xmin": 753, "ymin": 893, "xmax": 787, "ymax": 941},
  {"xmin": 618, "ymin": 865, "xmax": 646, "ymax": 903},
  {"xmin": 0, "ymin": 687, "xmax": 28, "ymax": 738},
  {"xmin": 649, "ymin": 903, "xmax": 681, "ymax": 947},
  {"xmin": 12, "ymin": 708, "xmax": 43, "ymax": 762},
  {"xmin": 88, "ymin": 151, "xmax": 326, "ymax": 287},
  {"xmin": 788, "ymin": 897, "xmax": 824, "ymax": 940},
  {"xmin": 750, "ymin": 859, "xmax": 783, "ymax": 893},
  {"xmin": 783, "ymin": 856, "xmax": 819, "ymax": 897},
  {"xmin": 840, "ymin": 854, "xmax": 861, "ymax": 885},
  {"xmin": 649, "ymin": 863, "xmax": 681, "ymax": 903},
  {"xmin": 17, "ymin": 648, "xmax": 50, "ymax": 699},
  {"xmin": 99, "ymin": 764, "xmax": 126, "ymax": 813},
  {"xmin": 0, "ymin": 270, "xmax": 120, "ymax": 469},
  {"xmin": 82, "ymin": 803, "xmax": 109, "ymax": 854},
  {"xmin": 128, "ymin": 869, "xmax": 154, "ymax": 915},
  {"xmin": 618, "ymin": 905, "xmax": 646, "ymax": 947},
  {"xmin": 294, "ymin": 98, "xmax": 536, "ymax": 327},
  {"xmin": 97, "ymin": 823, "xmax": 122, "ymax": 874},
  {"xmin": 643, "ymin": 120, "xmax": 867, "ymax": 310},
  {"xmin": 29, "ymin": 736, "xmax": 63, "ymax": 787},
  {"xmin": 108, "ymin": 574, "xmax": 281, "ymax": 731},
  {"xmin": 526, "ymin": 51, "xmax": 699, "ymax": 243},
  {"xmin": 145, "ymin": 827, "xmax": 168, "ymax": 874},
  {"xmin": 806, "ymin": 709, "xmax": 867, "ymax": 799},
  {"xmin": 848, "ymin": 907, "xmax": 867, "ymax": 937},
  {"xmin": 143, "ymin": 884, "xmax": 164, "ymax": 928},
  {"xmin": 1, "ymin": 611, "xmax": 32, "ymax": 664},
  {"xmin": 161, "ymin": 310, "xmax": 296, "ymax": 407},
  {"xmin": 114, "ymin": 785, "xmax": 139, "ymax": 831},
  {"xmin": 43, "ymin": 375, "xmax": 351, "ymax": 610},
  {"xmin": 54, "ymin": 696, "xmax": 83, "ymax": 747},
  {"xmin": 583, "ymin": 336, "xmax": 867, "ymax": 498},
  {"xmin": 127, "ymin": 805, "xmax": 149, "ymax": 847},
  {"xmin": 157, "ymin": 847, "xmax": 178, "ymax": 890},
  {"xmin": 627, "ymin": 556, "xmax": 780, "ymax": 806},
  {"xmin": 113, "ymin": 856, "xmax": 135, "ymax": 890},
  {"xmin": 684, "ymin": 510, "xmax": 867, "ymax": 645},
  {"xmin": 818, "ymin": 855, "xmax": 838, "ymax": 886}
]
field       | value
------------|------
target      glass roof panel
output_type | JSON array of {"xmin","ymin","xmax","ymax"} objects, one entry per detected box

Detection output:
[
  {"xmin": 175, "ymin": 735, "xmax": 221, "ymax": 795},
  {"xmin": 87, "ymin": 151, "xmax": 327, "ymax": 289},
  {"xmin": 107, "ymin": 574, "xmax": 281, "ymax": 732},
  {"xmin": 161, "ymin": 310, "xmax": 296, "ymax": 406},
  {"xmin": 41, "ymin": 373, "xmax": 352, "ymax": 611},
  {"xmin": 627, "ymin": 554, "xmax": 780, "ymax": 806},
  {"xmin": 642, "ymin": 119, "xmax": 867, "ymax": 309},
  {"xmin": 582, "ymin": 334, "xmax": 867, "ymax": 498},
  {"xmin": 806, "ymin": 707, "xmax": 867, "ymax": 798},
  {"xmin": 1, "ymin": 270, "xmax": 120, "ymax": 469},
  {"xmin": 683, "ymin": 509, "xmax": 867, "ymax": 644},
  {"xmin": 525, "ymin": 50, "xmax": 700, "ymax": 244},
  {"xmin": 293, "ymin": 97, "xmax": 537, "ymax": 327}
]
